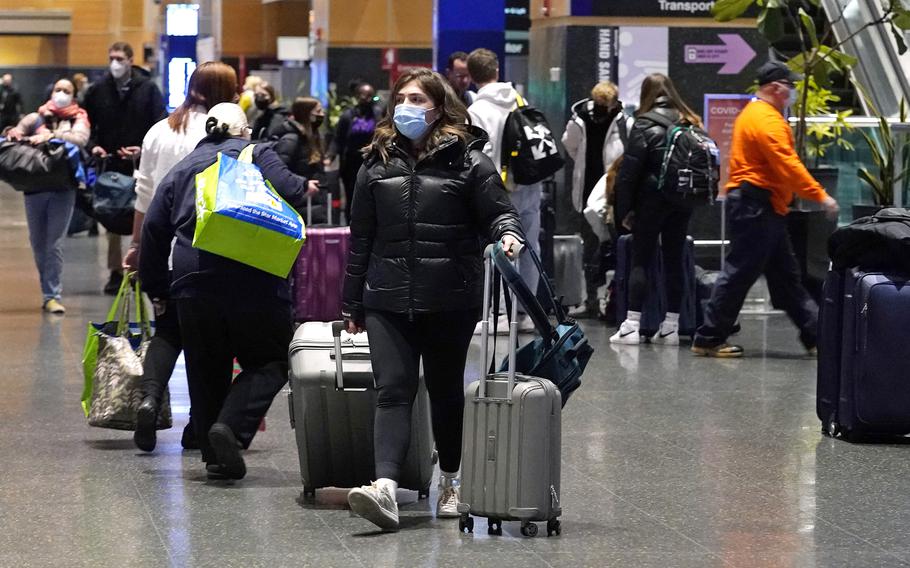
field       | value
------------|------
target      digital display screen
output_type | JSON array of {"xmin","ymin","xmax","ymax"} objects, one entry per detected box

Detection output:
[{"xmin": 166, "ymin": 4, "xmax": 200, "ymax": 37}]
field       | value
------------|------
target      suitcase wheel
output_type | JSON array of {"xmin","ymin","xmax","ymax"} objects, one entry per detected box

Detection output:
[
  {"xmin": 418, "ymin": 487, "xmax": 431, "ymax": 500},
  {"xmin": 487, "ymin": 518, "xmax": 503, "ymax": 536},
  {"xmin": 520, "ymin": 522, "xmax": 538, "ymax": 537},
  {"xmin": 824, "ymin": 420, "xmax": 840, "ymax": 438},
  {"xmin": 459, "ymin": 514, "xmax": 474, "ymax": 533},
  {"xmin": 546, "ymin": 518, "xmax": 561, "ymax": 537},
  {"xmin": 302, "ymin": 486, "xmax": 317, "ymax": 500}
]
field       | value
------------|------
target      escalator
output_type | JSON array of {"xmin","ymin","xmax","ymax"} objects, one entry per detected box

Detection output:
[{"xmin": 821, "ymin": 0, "xmax": 910, "ymax": 118}]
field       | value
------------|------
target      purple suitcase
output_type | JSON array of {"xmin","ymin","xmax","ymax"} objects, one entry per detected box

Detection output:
[{"xmin": 292, "ymin": 227, "xmax": 350, "ymax": 322}]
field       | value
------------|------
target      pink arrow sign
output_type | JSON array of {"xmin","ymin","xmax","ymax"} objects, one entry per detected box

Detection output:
[{"xmin": 684, "ymin": 34, "xmax": 756, "ymax": 75}]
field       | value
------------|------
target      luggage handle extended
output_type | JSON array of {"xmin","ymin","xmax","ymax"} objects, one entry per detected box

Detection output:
[
  {"xmin": 306, "ymin": 187, "xmax": 332, "ymax": 228},
  {"xmin": 478, "ymin": 243, "xmax": 523, "ymax": 403},
  {"xmin": 330, "ymin": 320, "xmax": 373, "ymax": 391}
]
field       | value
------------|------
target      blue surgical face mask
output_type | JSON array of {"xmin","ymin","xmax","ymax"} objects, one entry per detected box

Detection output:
[
  {"xmin": 394, "ymin": 104, "xmax": 436, "ymax": 140},
  {"xmin": 787, "ymin": 87, "xmax": 798, "ymax": 108}
]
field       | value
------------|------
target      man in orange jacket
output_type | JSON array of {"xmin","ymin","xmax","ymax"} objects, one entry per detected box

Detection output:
[{"xmin": 692, "ymin": 61, "xmax": 839, "ymax": 357}]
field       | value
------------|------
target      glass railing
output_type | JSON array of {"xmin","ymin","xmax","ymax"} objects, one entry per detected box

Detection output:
[{"xmin": 789, "ymin": 116, "xmax": 910, "ymax": 225}]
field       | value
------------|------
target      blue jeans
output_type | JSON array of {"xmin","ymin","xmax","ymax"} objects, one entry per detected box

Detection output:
[
  {"xmin": 510, "ymin": 183, "xmax": 542, "ymax": 304},
  {"xmin": 24, "ymin": 190, "xmax": 75, "ymax": 302}
]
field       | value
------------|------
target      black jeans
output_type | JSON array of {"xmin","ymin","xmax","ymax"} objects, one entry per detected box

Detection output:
[
  {"xmin": 139, "ymin": 299, "xmax": 182, "ymax": 408},
  {"xmin": 629, "ymin": 192, "xmax": 693, "ymax": 314},
  {"xmin": 365, "ymin": 308, "xmax": 477, "ymax": 481},
  {"xmin": 176, "ymin": 297, "xmax": 294, "ymax": 462},
  {"xmin": 696, "ymin": 187, "xmax": 818, "ymax": 346}
]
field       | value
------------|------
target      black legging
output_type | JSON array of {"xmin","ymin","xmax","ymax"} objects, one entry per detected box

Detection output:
[
  {"xmin": 365, "ymin": 308, "xmax": 477, "ymax": 480},
  {"xmin": 629, "ymin": 193, "xmax": 693, "ymax": 314}
]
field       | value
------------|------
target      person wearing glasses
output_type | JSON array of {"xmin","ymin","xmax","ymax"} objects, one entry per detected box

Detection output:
[{"xmin": 692, "ymin": 61, "xmax": 839, "ymax": 358}]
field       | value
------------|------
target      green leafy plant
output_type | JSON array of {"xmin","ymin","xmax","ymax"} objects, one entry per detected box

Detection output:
[
  {"xmin": 326, "ymin": 85, "xmax": 355, "ymax": 131},
  {"xmin": 713, "ymin": 0, "xmax": 910, "ymax": 160},
  {"xmin": 799, "ymin": 77, "xmax": 855, "ymax": 166},
  {"xmin": 857, "ymin": 94, "xmax": 910, "ymax": 207}
]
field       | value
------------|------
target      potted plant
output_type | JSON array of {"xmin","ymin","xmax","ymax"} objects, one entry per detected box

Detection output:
[
  {"xmin": 855, "ymin": 96, "xmax": 910, "ymax": 218},
  {"xmin": 799, "ymin": 76, "xmax": 854, "ymax": 204}
]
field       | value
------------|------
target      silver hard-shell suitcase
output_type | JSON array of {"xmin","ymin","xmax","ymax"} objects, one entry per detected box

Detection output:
[
  {"xmin": 554, "ymin": 234, "xmax": 585, "ymax": 307},
  {"xmin": 458, "ymin": 245, "xmax": 563, "ymax": 537},
  {"xmin": 287, "ymin": 321, "xmax": 436, "ymax": 499}
]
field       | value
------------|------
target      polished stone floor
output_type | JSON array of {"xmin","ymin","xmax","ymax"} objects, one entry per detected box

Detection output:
[{"xmin": 2, "ymin": 187, "xmax": 910, "ymax": 568}]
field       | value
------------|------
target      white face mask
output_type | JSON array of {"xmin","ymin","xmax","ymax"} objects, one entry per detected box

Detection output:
[
  {"xmin": 52, "ymin": 91, "xmax": 73, "ymax": 108},
  {"xmin": 110, "ymin": 60, "xmax": 129, "ymax": 80}
]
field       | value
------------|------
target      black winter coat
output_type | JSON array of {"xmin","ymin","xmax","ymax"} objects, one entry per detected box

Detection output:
[
  {"xmin": 252, "ymin": 106, "xmax": 289, "ymax": 141},
  {"xmin": 272, "ymin": 119, "xmax": 322, "ymax": 179},
  {"xmin": 139, "ymin": 137, "xmax": 308, "ymax": 303},
  {"xmin": 82, "ymin": 67, "xmax": 166, "ymax": 173},
  {"xmin": 342, "ymin": 130, "xmax": 523, "ymax": 322},
  {"xmin": 272, "ymin": 118, "xmax": 330, "ymax": 223},
  {"xmin": 614, "ymin": 98, "xmax": 681, "ymax": 228}
]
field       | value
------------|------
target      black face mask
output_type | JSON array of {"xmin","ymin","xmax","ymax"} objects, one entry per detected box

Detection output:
[
  {"xmin": 255, "ymin": 96, "xmax": 271, "ymax": 110},
  {"xmin": 312, "ymin": 115, "xmax": 324, "ymax": 129},
  {"xmin": 592, "ymin": 103, "xmax": 620, "ymax": 124}
]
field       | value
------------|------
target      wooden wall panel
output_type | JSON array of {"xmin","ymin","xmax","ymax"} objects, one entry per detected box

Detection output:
[
  {"xmin": 329, "ymin": 0, "xmax": 432, "ymax": 48},
  {"xmin": 263, "ymin": 0, "xmax": 310, "ymax": 56},
  {"xmin": 221, "ymin": 0, "xmax": 266, "ymax": 56},
  {"xmin": 0, "ymin": 36, "xmax": 67, "ymax": 66}
]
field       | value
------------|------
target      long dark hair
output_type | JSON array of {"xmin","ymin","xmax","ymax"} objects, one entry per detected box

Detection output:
[
  {"xmin": 168, "ymin": 62, "xmax": 238, "ymax": 134},
  {"xmin": 637, "ymin": 73, "xmax": 702, "ymax": 127},
  {"xmin": 290, "ymin": 96, "xmax": 324, "ymax": 164},
  {"xmin": 367, "ymin": 68, "xmax": 469, "ymax": 162}
]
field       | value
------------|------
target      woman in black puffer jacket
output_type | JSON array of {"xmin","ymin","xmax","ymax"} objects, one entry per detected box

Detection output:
[
  {"xmin": 611, "ymin": 73, "xmax": 703, "ymax": 347},
  {"xmin": 341, "ymin": 68, "xmax": 523, "ymax": 532},
  {"xmin": 272, "ymin": 96, "xmax": 330, "ymax": 223}
]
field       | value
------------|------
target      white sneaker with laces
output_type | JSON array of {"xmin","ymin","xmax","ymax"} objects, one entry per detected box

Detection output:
[
  {"xmin": 347, "ymin": 481, "xmax": 399, "ymax": 531},
  {"xmin": 609, "ymin": 319, "xmax": 641, "ymax": 345},
  {"xmin": 436, "ymin": 485, "xmax": 460, "ymax": 518},
  {"xmin": 650, "ymin": 322, "xmax": 680, "ymax": 346}
]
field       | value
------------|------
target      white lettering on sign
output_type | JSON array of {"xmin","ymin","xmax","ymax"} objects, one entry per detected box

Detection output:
[
  {"xmin": 597, "ymin": 28, "xmax": 615, "ymax": 83},
  {"xmin": 658, "ymin": 0, "xmax": 716, "ymax": 13}
]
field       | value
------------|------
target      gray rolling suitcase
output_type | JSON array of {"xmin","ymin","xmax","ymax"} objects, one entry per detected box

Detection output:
[
  {"xmin": 287, "ymin": 321, "xmax": 436, "ymax": 499},
  {"xmin": 458, "ymin": 245, "xmax": 563, "ymax": 537},
  {"xmin": 554, "ymin": 234, "xmax": 585, "ymax": 307}
]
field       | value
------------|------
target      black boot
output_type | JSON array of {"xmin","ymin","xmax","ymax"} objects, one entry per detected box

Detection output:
[
  {"xmin": 207, "ymin": 423, "xmax": 246, "ymax": 480},
  {"xmin": 181, "ymin": 417, "xmax": 199, "ymax": 450},
  {"xmin": 133, "ymin": 398, "xmax": 157, "ymax": 452},
  {"xmin": 103, "ymin": 271, "xmax": 123, "ymax": 295}
]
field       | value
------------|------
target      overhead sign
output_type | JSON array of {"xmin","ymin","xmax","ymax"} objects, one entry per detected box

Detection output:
[
  {"xmin": 505, "ymin": 0, "xmax": 530, "ymax": 31},
  {"xmin": 164, "ymin": 4, "xmax": 199, "ymax": 111},
  {"xmin": 684, "ymin": 33, "xmax": 755, "ymax": 74},
  {"xmin": 574, "ymin": 0, "xmax": 757, "ymax": 17},
  {"xmin": 389, "ymin": 62, "xmax": 432, "ymax": 85}
]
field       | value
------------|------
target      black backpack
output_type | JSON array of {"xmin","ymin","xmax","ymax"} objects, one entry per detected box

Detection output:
[
  {"xmin": 642, "ymin": 111, "xmax": 720, "ymax": 204},
  {"xmin": 501, "ymin": 94, "xmax": 565, "ymax": 185}
]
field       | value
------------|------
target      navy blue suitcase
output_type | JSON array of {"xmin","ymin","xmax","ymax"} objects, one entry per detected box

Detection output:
[
  {"xmin": 614, "ymin": 234, "xmax": 697, "ymax": 337},
  {"xmin": 818, "ymin": 269, "xmax": 910, "ymax": 440},
  {"xmin": 816, "ymin": 270, "xmax": 845, "ymax": 435}
]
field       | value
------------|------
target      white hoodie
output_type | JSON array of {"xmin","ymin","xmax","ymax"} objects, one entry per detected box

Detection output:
[{"xmin": 467, "ymin": 82, "xmax": 518, "ymax": 174}]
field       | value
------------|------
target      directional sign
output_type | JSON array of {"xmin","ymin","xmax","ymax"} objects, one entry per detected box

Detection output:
[
  {"xmin": 684, "ymin": 34, "xmax": 756, "ymax": 75},
  {"xmin": 381, "ymin": 48, "xmax": 398, "ymax": 71}
]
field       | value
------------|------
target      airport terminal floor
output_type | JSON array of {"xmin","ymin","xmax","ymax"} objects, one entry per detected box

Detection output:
[{"xmin": 2, "ymin": 186, "xmax": 910, "ymax": 568}]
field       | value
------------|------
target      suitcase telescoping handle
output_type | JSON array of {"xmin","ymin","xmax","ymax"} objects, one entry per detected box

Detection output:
[
  {"xmin": 306, "ymin": 188, "xmax": 332, "ymax": 228},
  {"xmin": 478, "ymin": 242, "xmax": 524, "ymax": 403},
  {"xmin": 330, "ymin": 320, "xmax": 373, "ymax": 391}
]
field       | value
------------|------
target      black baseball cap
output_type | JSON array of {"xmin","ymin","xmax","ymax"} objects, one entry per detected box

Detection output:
[{"xmin": 757, "ymin": 61, "xmax": 802, "ymax": 86}]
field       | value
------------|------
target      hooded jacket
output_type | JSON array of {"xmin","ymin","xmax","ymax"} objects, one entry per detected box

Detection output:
[
  {"xmin": 341, "ymin": 127, "xmax": 523, "ymax": 323},
  {"xmin": 562, "ymin": 98, "xmax": 632, "ymax": 212},
  {"xmin": 139, "ymin": 136, "xmax": 308, "ymax": 303},
  {"xmin": 82, "ymin": 66, "xmax": 166, "ymax": 167},
  {"xmin": 613, "ymin": 97, "xmax": 683, "ymax": 227},
  {"xmin": 271, "ymin": 118, "xmax": 322, "ymax": 179},
  {"xmin": 467, "ymin": 82, "xmax": 518, "ymax": 173}
]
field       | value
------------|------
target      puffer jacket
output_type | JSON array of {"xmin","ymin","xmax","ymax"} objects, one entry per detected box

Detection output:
[
  {"xmin": 614, "ymin": 97, "xmax": 682, "ymax": 227},
  {"xmin": 342, "ymin": 128, "xmax": 523, "ymax": 322},
  {"xmin": 271, "ymin": 118, "xmax": 322, "ymax": 179}
]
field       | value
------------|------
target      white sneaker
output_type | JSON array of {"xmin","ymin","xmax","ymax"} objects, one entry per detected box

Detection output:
[
  {"xmin": 609, "ymin": 319, "xmax": 641, "ymax": 345},
  {"xmin": 436, "ymin": 485, "xmax": 460, "ymax": 518},
  {"xmin": 473, "ymin": 315, "xmax": 511, "ymax": 336},
  {"xmin": 517, "ymin": 314, "xmax": 537, "ymax": 335},
  {"xmin": 650, "ymin": 322, "xmax": 680, "ymax": 346},
  {"xmin": 347, "ymin": 482, "xmax": 399, "ymax": 531}
]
